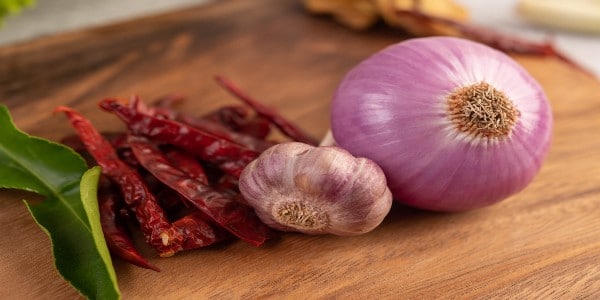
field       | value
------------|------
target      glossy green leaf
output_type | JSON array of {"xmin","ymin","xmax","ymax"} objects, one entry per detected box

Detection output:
[{"xmin": 0, "ymin": 105, "xmax": 120, "ymax": 300}]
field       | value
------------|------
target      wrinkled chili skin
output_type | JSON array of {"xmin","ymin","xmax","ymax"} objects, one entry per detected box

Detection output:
[
  {"xmin": 100, "ymin": 99, "xmax": 259, "ymax": 178},
  {"xmin": 166, "ymin": 212, "xmax": 231, "ymax": 253},
  {"xmin": 215, "ymin": 175, "xmax": 239, "ymax": 192},
  {"xmin": 155, "ymin": 187, "xmax": 189, "ymax": 216},
  {"xmin": 164, "ymin": 148, "xmax": 209, "ymax": 184},
  {"xmin": 127, "ymin": 134, "xmax": 273, "ymax": 247},
  {"xmin": 214, "ymin": 175, "xmax": 248, "ymax": 206},
  {"xmin": 98, "ymin": 177, "xmax": 160, "ymax": 272},
  {"xmin": 153, "ymin": 97, "xmax": 272, "ymax": 139},
  {"xmin": 214, "ymin": 76, "xmax": 319, "ymax": 146},
  {"xmin": 56, "ymin": 106, "xmax": 178, "ymax": 253},
  {"xmin": 202, "ymin": 106, "xmax": 272, "ymax": 139},
  {"xmin": 171, "ymin": 115, "xmax": 274, "ymax": 152},
  {"xmin": 144, "ymin": 98, "xmax": 275, "ymax": 153},
  {"xmin": 205, "ymin": 106, "xmax": 248, "ymax": 128},
  {"xmin": 60, "ymin": 132, "xmax": 127, "ymax": 153},
  {"xmin": 236, "ymin": 116, "xmax": 272, "ymax": 139}
]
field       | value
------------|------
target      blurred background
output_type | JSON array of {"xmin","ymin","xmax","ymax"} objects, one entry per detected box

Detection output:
[
  {"xmin": 0, "ymin": 0, "xmax": 598, "ymax": 76},
  {"xmin": 0, "ymin": 0, "xmax": 210, "ymax": 44}
]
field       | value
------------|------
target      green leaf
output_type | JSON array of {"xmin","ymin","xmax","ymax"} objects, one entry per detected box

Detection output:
[
  {"xmin": 0, "ymin": 0, "xmax": 34, "ymax": 24},
  {"xmin": 80, "ymin": 167, "xmax": 120, "ymax": 295},
  {"xmin": 0, "ymin": 105, "xmax": 120, "ymax": 300}
]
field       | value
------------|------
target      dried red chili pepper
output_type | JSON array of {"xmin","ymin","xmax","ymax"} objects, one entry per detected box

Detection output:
[
  {"xmin": 115, "ymin": 147, "xmax": 140, "ymax": 169},
  {"xmin": 150, "ymin": 95, "xmax": 273, "ymax": 143},
  {"xmin": 56, "ymin": 106, "xmax": 179, "ymax": 254},
  {"xmin": 61, "ymin": 132, "xmax": 138, "ymax": 167},
  {"xmin": 99, "ymin": 99, "xmax": 259, "ymax": 178},
  {"xmin": 204, "ymin": 106, "xmax": 272, "ymax": 139},
  {"xmin": 152, "ymin": 95, "xmax": 271, "ymax": 138},
  {"xmin": 163, "ymin": 147, "xmax": 209, "ymax": 184},
  {"xmin": 236, "ymin": 115, "xmax": 272, "ymax": 140},
  {"xmin": 60, "ymin": 133, "xmax": 86, "ymax": 151},
  {"xmin": 168, "ymin": 212, "xmax": 231, "ymax": 252},
  {"xmin": 127, "ymin": 134, "xmax": 273, "ymax": 247},
  {"xmin": 60, "ymin": 132, "xmax": 126, "ymax": 152},
  {"xmin": 146, "ymin": 102, "xmax": 275, "ymax": 152},
  {"xmin": 202, "ymin": 105, "xmax": 249, "ymax": 128},
  {"xmin": 214, "ymin": 76, "xmax": 319, "ymax": 145},
  {"xmin": 215, "ymin": 175, "xmax": 239, "ymax": 193},
  {"xmin": 109, "ymin": 132, "xmax": 129, "ymax": 149},
  {"xmin": 162, "ymin": 147, "xmax": 219, "ymax": 216},
  {"xmin": 175, "ymin": 116, "xmax": 275, "ymax": 152},
  {"xmin": 155, "ymin": 186, "xmax": 189, "ymax": 215},
  {"xmin": 98, "ymin": 177, "xmax": 160, "ymax": 272},
  {"xmin": 214, "ymin": 175, "xmax": 248, "ymax": 206},
  {"xmin": 206, "ymin": 106, "xmax": 272, "ymax": 139}
]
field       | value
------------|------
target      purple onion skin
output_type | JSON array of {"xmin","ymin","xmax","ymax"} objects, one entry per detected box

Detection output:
[{"xmin": 331, "ymin": 37, "xmax": 553, "ymax": 212}]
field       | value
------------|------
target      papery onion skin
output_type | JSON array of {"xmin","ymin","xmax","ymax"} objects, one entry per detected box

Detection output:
[{"xmin": 331, "ymin": 37, "xmax": 553, "ymax": 212}]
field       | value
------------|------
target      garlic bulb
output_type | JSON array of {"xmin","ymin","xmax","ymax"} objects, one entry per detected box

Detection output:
[{"xmin": 239, "ymin": 142, "xmax": 393, "ymax": 236}]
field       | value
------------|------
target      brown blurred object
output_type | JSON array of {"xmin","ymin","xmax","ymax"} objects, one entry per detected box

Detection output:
[
  {"xmin": 303, "ymin": 0, "xmax": 380, "ymax": 30},
  {"xmin": 302, "ymin": 0, "xmax": 595, "ymax": 78},
  {"xmin": 303, "ymin": 0, "xmax": 469, "ymax": 35},
  {"xmin": 375, "ymin": 0, "xmax": 469, "ymax": 36}
]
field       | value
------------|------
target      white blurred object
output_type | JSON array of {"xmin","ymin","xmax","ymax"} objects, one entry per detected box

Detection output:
[
  {"xmin": 517, "ymin": 0, "xmax": 600, "ymax": 34},
  {"xmin": 457, "ymin": 0, "xmax": 600, "ymax": 78},
  {"xmin": 0, "ymin": 0, "xmax": 212, "ymax": 45}
]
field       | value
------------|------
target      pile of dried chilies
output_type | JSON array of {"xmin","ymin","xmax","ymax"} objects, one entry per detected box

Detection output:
[{"xmin": 57, "ymin": 76, "xmax": 318, "ymax": 271}]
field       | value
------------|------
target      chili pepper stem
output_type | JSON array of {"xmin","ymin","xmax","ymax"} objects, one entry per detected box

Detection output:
[{"xmin": 161, "ymin": 232, "xmax": 170, "ymax": 246}]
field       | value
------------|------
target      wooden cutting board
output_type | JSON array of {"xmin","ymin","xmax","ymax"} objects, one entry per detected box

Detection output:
[{"xmin": 1, "ymin": 0, "xmax": 599, "ymax": 298}]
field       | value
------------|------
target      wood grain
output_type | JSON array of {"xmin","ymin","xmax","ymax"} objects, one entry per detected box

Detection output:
[{"xmin": 1, "ymin": 0, "xmax": 600, "ymax": 298}]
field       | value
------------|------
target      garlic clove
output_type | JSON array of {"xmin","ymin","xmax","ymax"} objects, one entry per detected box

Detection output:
[{"xmin": 239, "ymin": 142, "xmax": 393, "ymax": 236}]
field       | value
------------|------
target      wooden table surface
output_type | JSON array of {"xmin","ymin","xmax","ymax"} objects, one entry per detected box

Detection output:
[{"xmin": 1, "ymin": 0, "xmax": 599, "ymax": 298}]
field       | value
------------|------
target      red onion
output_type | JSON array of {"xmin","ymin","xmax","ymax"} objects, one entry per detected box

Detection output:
[{"xmin": 330, "ymin": 37, "xmax": 553, "ymax": 211}]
